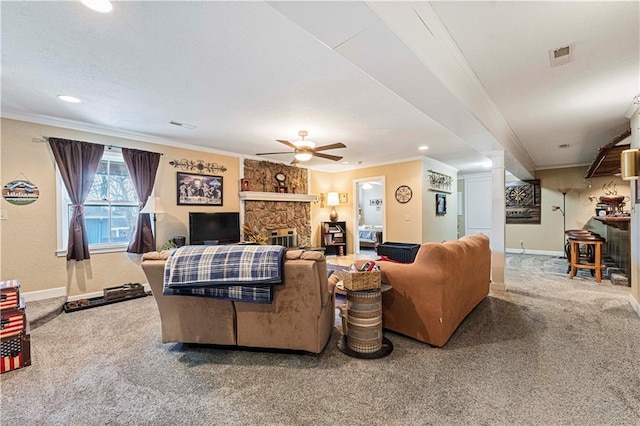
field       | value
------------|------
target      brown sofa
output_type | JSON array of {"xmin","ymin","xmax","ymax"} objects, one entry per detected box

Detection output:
[
  {"xmin": 141, "ymin": 249, "xmax": 335, "ymax": 354},
  {"xmin": 378, "ymin": 234, "xmax": 491, "ymax": 347}
]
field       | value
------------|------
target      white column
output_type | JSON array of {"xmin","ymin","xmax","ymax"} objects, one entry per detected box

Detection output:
[{"xmin": 490, "ymin": 150, "xmax": 507, "ymax": 291}]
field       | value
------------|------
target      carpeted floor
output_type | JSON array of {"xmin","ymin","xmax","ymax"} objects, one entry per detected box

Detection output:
[{"xmin": 2, "ymin": 254, "xmax": 639, "ymax": 425}]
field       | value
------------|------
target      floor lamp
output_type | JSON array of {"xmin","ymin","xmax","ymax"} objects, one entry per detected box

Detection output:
[
  {"xmin": 551, "ymin": 187, "xmax": 571, "ymax": 258},
  {"xmin": 140, "ymin": 196, "xmax": 166, "ymax": 251}
]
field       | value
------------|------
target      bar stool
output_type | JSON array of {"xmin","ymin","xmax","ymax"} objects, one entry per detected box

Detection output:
[
  {"xmin": 564, "ymin": 230, "xmax": 596, "ymax": 273},
  {"xmin": 564, "ymin": 230, "xmax": 594, "ymax": 260},
  {"xmin": 568, "ymin": 234, "xmax": 606, "ymax": 283}
]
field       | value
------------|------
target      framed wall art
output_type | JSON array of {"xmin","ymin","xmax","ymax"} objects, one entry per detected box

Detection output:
[
  {"xmin": 505, "ymin": 179, "xmax": 541, "ymax": 224},
  {"xmin": 436, "ymin": 193, "xmax": 447, "ymax": 216},
  {"xmin": 177, "ymin": 172, "xmax": 223, "ymax": 206}
]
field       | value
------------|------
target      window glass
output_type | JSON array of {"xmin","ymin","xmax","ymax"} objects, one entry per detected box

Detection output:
[{"xmin": 59, "ymin": 151, "xmax": 138, "ymax": 251}]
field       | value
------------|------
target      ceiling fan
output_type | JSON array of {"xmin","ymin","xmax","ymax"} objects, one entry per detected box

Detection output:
[{"xmin": 256, "ymin": 130, "xmax": 346, "ymax": 164}]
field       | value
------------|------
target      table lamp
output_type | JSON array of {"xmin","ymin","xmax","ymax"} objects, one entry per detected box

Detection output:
[{"xmin": 327, "ymin": 192, "xmax": 340, "ymax": 222}]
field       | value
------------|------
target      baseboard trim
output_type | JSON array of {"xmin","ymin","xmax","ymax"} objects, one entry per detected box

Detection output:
[
  {"xmin": 630, "ymin": 295, "xmax": 640, "ymax": 319},
  {"xmin": 23, "ymin": 284, "xmax": 152, "ymax": 302},
  {"xmin": 491, "ymin": 282, "xmax": 507, "ymax": 292},
  {"xmin": 506, "ymin": 248, "xmax": 564, "ymax": 257},
  {"xmin": 21, "ymin": 287, "xmax": 66, "ymax": 302}
]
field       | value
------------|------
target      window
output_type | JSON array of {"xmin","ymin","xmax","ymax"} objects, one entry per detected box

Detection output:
[{"xmin": 57, "ymin": 150, "xmax": 138, "ymax": 255}]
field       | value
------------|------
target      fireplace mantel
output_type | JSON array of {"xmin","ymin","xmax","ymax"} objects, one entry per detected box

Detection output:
[{"xmin": 238, "ymin": 192, "xmax": 318, "ymax": 203}]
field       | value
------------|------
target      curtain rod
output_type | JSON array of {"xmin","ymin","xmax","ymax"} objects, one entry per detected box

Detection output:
[{"xmin": 32, "ymin": 136, "xmax": 164, "ymax": 156}]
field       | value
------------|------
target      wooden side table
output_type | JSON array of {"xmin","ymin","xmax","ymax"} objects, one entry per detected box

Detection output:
[{"xmin": 337, "ymin": 283, "xmax": 393, "ymax": 359}]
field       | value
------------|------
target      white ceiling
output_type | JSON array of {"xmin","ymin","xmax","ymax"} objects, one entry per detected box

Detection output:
[{"xmin": 1, "ymin": 1, "xmax": 638, "ymax": 176}]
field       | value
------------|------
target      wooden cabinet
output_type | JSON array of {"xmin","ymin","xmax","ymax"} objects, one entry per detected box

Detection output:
[{"xmin": 321, "ymin": 221, "xmax": 347, "ymax": 256}]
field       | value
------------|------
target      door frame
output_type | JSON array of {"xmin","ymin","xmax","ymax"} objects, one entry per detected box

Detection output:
[{"xmin": 352, "ymin": 175, "xmax": 386, "ymax": 255}]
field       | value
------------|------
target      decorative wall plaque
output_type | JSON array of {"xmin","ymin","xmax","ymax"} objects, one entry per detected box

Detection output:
[
  {"xmin": 426, "ymin": 170, "xmax": 452, "ymax": 193},
  {"xmin": 169, "ymin": 159, "xmax": 227, "ymax": 174},
  {"xmin": 505, "ymin": 180, "xmax": 541, "ymax": 224},
  {"xmin": 2, "ymin": 178, "xmax": 39, "ymax": 205}
]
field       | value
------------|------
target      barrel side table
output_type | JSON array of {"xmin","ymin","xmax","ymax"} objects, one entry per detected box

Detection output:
[{"xmin": 337, "ymin": 283, "xmax": 393, "ymax": 359}]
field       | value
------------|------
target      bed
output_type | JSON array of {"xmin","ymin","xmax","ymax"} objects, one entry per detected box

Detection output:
[{"xmin": 358, "ymin": 225, "xmax": 383, "ymax": 250}]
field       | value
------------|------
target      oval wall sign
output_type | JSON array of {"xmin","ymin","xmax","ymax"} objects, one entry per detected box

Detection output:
[{"xmin": 2, "ymin": 179, "xmax": 40, "ymax": 205}]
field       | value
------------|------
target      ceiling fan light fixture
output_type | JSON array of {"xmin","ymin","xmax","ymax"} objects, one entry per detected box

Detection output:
[
  {"xmin": 292, "ymin": 140, "xmax": 316, "ymax": 150},
  {"xmin": 294, "ymin": 151, "xmax": 313, "ymax": 162}
]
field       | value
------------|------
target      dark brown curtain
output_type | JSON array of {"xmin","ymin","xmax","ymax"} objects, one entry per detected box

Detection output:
[
  {"xmin": 122, "ymin": 148, "xmax": 161, "ymax": 254},
  {"xmin": 49, "ymin": 138, "xmax": 105, "ymax": 261}
]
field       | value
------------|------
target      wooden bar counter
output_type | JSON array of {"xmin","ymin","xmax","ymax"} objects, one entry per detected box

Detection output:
[{"xmin": 589, "ymin": 216, "xmax": 631, "ymax": 281}]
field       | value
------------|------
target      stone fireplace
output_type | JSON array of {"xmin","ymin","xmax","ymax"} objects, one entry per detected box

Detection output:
[{"xmin": 241, "ymin": 160, "xmax": 316, "ymax": 248}]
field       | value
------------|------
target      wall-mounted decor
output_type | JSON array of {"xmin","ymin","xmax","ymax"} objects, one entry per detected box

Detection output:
[
  {"xmin": 369, "ymin": 199, "xmax": 382, "ymax": 206},
  {"xmin": 436, "ymin": 194, "xmax": 447, "ymax": 216},
  {"xmin": 505, "ymin": 179, "xmax": 541, "ymax": 224},
  {"xmin": 169, "ymin": 158, "xmax": 227, "ymax": 174},
  {"xmin": 2, "ymin": 176, "xmax": 39, "ymax": 205},
  {"xmin": 427, "ymin": 170, "xmax": 453, "ymax": 193},
  {"xmin": 395, "ymin": 185, "xmax": 412, "ymax": 204},
  {"xmin": 177, "ymin": 172, "xmax": 223, "ymax": 206},
  {"xmin": 339, "ymin": 193, "xmax": 348, "ymax": 203},
  {"xmin": 240, "ymin": 178, "xmax": 250, "ymax": 191}
]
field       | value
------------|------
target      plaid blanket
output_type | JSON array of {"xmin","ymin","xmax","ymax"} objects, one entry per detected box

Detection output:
[{"xmin": 163, "ymin": 245, "xmax": 286, "ymax": 304}]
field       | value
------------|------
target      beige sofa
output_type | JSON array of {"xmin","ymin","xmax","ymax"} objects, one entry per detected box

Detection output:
[
  {"xmin": 141, "ymin": 249, "xmax": 335, "ymax": 354},
  {"xmin": 378, "ymin": 234, "xmax": 491, "ymax": 347}
]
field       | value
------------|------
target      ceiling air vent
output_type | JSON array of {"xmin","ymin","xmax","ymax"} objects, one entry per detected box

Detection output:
[
  {"xmin": 558, "ymin": 144, "xmax": 570, "ymax": 149},
  {"xmin": 169, "ymin": 120, "xmax": 196, "ymax": 129},
  {"xmin": 549, "ymin": 43, "xmax": 575, "ymax": 67}
]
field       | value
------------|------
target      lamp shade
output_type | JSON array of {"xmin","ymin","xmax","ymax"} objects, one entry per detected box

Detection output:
[
  {"xmin": 327, "ymin": 192, "xmax": 340, "ymax": 206},
  {"xmin": 621, "ymin": 148, "xmax": 640, "ymax": 180},
  {"xmin": 140, "ymin": 196, "xmax": 166, "ymax": 214}
]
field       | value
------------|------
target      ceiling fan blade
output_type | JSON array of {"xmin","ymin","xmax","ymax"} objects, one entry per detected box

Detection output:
[
  {"xmin": 313, "ymin": 152, "xmax": 343, "ymax": 162},
  {"xmin": 314, "ymin": 142, "xmax": 346, "ymax": 152},
  {"xmin": 255, "ymin": 152, "xmax": 292, "ymax": 155},
  {"xmin": 276, "ymin": 139, "xmax": 297, "ymax": 149}
]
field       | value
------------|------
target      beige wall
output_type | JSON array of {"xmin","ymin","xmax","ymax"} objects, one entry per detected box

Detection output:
[
  {"xmin": 1, "ymin": 118, "xmax": 240, "ymax": 296},
  {"xmin": 309, "ymin": 159, "xmax": 459, "ymax": 254},
  {"xmin": 506, "ymin": 167, "xmax": 631, "ymax": 253},
  {"xmin": 421, "ymin": 159, "xmax": 458, "ymax": 243}
]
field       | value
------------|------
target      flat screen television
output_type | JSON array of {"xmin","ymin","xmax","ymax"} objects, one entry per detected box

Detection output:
[{"xmin": 189, "ymin": 212, "xmax": 241, "ymax": 245}]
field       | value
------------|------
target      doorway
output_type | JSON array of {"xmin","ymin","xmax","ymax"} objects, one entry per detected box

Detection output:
[{"xmin": 352, "ymin": 176, "xmax": 386, "ymax": 255}]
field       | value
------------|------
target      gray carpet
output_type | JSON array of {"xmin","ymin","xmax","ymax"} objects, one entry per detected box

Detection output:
[
  {"xmin": 25, "ymin": 296, "xmax": 66, "ymax": 329},
  {"xmin": 2, "ymin": 254, "xmax": 639, "ymax": 425}
]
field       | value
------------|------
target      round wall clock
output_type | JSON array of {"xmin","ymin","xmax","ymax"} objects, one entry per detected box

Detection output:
[
  {"xmin": 274, "ymin": 172, "xmax": 286, "ymax": 183},
  {"xmin": 395, "ymin": 185, "xmax": 412, "ymax": 204}
]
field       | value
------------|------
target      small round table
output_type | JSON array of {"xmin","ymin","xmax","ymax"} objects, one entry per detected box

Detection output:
[{"xmin": 336, "ymin": 282, "xmax": 393, "ymax": 359}]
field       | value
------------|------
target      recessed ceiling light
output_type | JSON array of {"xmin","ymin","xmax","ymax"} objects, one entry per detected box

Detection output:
[
  {"xmin": 169, "ymin": 121, "xmax": 196, "ymax": 129},
  {"xmin": 81, "ymin": 0, "xmax": 113, "ymax": 13},
  {"xmin": 419, "ymin": 146, "xmax": 429, "ymax": 151},
  {"xmin": 57, "ymin": 95, "xmax": 81, "ymax": 103},
  {"xmin": 342, "ymin": 161, "xmax": 350, "ymax": 164}
]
